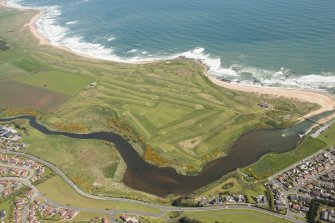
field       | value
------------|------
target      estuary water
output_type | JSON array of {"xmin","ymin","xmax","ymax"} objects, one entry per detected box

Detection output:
[
  {"xmin": 1, "ymin": 114, "xmax": 330, "ymax": 197},
  {"xmin": 7, "ymin": 0, "xmax": 335, "ymax": 92}
]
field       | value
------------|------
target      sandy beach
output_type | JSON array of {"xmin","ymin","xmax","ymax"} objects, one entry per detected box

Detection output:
[
  {"xmin": 207, "ymin": 74, "xmax": 335, "ymax": 121},
  {"xmin": 3, "ymin": 2, "xmax": 335, "ymax": 124}
]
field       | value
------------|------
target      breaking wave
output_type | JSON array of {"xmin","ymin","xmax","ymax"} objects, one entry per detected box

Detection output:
[{"xmin": 6, "ymin": 0, "xmax": 335, "ymax": 92}]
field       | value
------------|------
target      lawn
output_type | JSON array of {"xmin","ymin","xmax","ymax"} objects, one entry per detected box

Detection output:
[
  {"xmin": 0, "ymin": 200, "xmax": 11, "ymax": 222},
  {"xmin": 37, "ymin": 176, "xmax": 160, "ymax": 214},
  {"xmin": 145, "ymin": 209, "xmax": 294, "ymax": 223},
  {"xmin": 319, "ymin": 124, "xmax": 335, "ymax": 145}
]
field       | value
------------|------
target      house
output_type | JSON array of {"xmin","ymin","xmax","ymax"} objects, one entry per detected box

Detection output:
[
  {"xmin": 120, "ymin": 214, "xmax": 139, "ymax": 223},
  {"xmin": 67, "ymin": 210, "xmax": 78, "ymax": 219},
  {"xmin": 2, "ymin": 188, "xmax": 12, "ymax": 196},
  {"xmin": 291, "ymin": 203, "xmax": 301, "ymax": 212},
  {"xmin": 102, "ymin": 216, "xmax": 109, "ymax": 223},
  {"xmin": 301, "ymin": 206, "xmax": 310, "ymax": 213}
]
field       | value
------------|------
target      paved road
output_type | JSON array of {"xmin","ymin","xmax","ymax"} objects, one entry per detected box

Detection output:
[{"xmin": 0, "ymin": 150, "xmax": 305, "ymax": 223}]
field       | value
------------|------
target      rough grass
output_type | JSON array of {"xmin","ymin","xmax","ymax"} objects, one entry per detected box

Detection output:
[
  {"xmin": 244, "ymin": 137, "xmax": 328, "ymax": 180},
  {"xmin": 37, "ymin": 176, "xmax": 160, "ymax": 214},
  {"xmin": 0, "ymin": 80, "xmax": 69, "ymax": 112},
  {"xmin": 16, "ymin": 70, "xmax": 93, "ymax": 96}
]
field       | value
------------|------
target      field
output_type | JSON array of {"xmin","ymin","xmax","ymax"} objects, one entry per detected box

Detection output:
[
  {"xmin": 16, "ymin": 70, "xmax": 93, "ymax": 96},
  {"xmin": 36, "ymin": 176, "xmax": 160, "ymax": 214},
  {"xmin": 143, "ymin": 209, "xmax": 294, "ymax": 223},
  {"xmin": 0, "ymin": 80, "xmax": 69, "ymax": 112}
]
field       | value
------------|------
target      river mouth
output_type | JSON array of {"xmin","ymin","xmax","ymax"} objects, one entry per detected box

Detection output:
[{"xmin": 0, "ymin": 113, "xmax": 332, "ymax": 197}]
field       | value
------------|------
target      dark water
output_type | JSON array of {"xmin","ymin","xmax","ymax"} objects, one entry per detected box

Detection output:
[{"xmin": 0, "ymin": 115, "xmax": 329, "ymax": 196}]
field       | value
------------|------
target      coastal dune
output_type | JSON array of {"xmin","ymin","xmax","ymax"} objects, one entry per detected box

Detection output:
[{"xmin": 2, "ymin": 1, "xmax": 335, "ymax": 124}]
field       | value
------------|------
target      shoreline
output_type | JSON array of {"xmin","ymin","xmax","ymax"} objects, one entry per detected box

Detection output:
[{"xmin": 3, "ymin": 2, "xmax": 335, "ymax": 124}]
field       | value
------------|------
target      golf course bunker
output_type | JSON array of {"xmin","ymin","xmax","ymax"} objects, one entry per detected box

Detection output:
[
  {"xmin": 0, "ymin": 81, "xmax": 69, "ymax": 112},
  {"xmin": 1, "ymin": 114, "xmax": 326, "ymax": 197}
]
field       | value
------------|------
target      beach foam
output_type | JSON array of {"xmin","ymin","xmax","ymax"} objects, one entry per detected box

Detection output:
[
  {"xmin": 178, "ymin": 48, "xmax": 335, "ymax": 91},
  {"xmin": 65, "ymin": 20, "xmax": 78, "ymax": 25}
]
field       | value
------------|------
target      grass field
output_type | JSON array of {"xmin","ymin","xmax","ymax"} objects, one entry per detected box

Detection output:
[
  {"xmin": 143, "ymin": 209, "xmax": 294, "ymax": 223},
  {"xmin": 37, "ymin": 176, "xmax": 160, "ymax": 214},
  {"xmin": 16, "ymin": 70, "xmax": 93, "ymax": 96}
]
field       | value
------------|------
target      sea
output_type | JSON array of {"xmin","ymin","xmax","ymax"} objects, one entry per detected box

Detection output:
[{"xmin": 7, "ymin": 0, "xmax": 335, "ymax": 93}]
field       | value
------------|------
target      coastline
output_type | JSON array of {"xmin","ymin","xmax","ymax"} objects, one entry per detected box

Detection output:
[
  {"xmin": 204, "ymin": 68, "xmax": 335, "ymax": 123},
  {"xmin": 3, "ymin": 2, "xmax": 335, "ymax": 124}
]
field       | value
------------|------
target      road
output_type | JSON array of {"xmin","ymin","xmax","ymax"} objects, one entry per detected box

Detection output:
[{"xmin": 0, "ymin": 149, "xmax": 305, "ymax": 223}]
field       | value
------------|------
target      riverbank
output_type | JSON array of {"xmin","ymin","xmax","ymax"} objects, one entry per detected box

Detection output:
[{"xmin": 13, "ymin": 2, "xmax": 335, "ymax": 123}]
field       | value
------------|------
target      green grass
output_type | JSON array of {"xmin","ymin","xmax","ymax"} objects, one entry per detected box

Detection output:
[
  {"xmin": 0, "ymin": 200, "xmax": 11, "ymax": 222},
  {"xmin": 16, "ymin": 70, "xmax": 93, "ymax": 96},
  {"xmin": 145, "ymin": 209, "xmax": 294, "ymax": 223},
  {"xmin": 37, "ymin": 176, "xmax": 160, "ymax": 214},
  {"xmin": 319, "ymin": 124, "xmax": 335, "ymax": 145}
]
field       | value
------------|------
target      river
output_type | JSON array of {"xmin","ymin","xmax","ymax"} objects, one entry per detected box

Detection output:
[{"xmin": 0, "ymin": 113, "xmax": 331, "ymax": 197}]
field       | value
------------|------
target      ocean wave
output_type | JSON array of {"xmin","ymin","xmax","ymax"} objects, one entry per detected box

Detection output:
[
  {"xmin": 6, "ymin": 0, "xmax": 335, "ymax": 92},
  {"xmin": 106, "ymin": 36, "xmax": 115, "ymax": 42},
  {"xmin": 6, "ymin": 0, "xmax": 24, "ymax": 8},
  {"xmin": 65, "ymin": 20, "xmax": 78, "ymax": 25},
  {"xmin": 178, "ymin": 48, "xmax": 335, "ymax": 91}
]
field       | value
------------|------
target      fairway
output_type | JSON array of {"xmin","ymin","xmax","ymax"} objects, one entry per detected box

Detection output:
[
  {"xmin": 16, "ymin": 70, "xmax": 93, "ymax": 96},
  {"xmin": 0, "ymin": 80, "xmax": 69, "ymax": 112}
]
